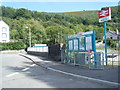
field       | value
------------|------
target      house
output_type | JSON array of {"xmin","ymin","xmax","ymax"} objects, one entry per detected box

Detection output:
[
  {"xmin": 0, "ymin": 20, "xmax": 10, "ymax": 42},
  {"xmin": 106, "ymin": 30, "xmax": 119, "ymax": 41}
]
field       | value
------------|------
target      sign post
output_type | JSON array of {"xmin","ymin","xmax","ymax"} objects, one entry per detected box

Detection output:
[
  {"xmin": 104, "ymin": 21, "xmax": 108, "ymax": 66},
  {"xmin": 98, "ymin": 8, "xmax": 111, "ymax": 66}
]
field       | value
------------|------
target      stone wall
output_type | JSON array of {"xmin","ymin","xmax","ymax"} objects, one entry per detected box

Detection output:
[
  {"xmin": 27, "ymin": 51, "xmax": 48, "ymax": 57},
  {"xmin": 48, "ymin": 44, "xmax": 61, "ymax": 61}
]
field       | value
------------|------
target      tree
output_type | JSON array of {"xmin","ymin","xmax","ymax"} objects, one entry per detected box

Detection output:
[
  {"xmin": 23, "ymin": 19, "xmax": 47, "ymax": 46},
  {"xmin": 15, "ymin": 8, "xmax": 31, "ymax": 19},
  {"xmin": 46, "ymin": 25, "xmax": 75, "ymax": 45},
  {"xmin": 43, "ymin": 21, "xmax": 56, "ymax": 28},
  {"xmin": 1, "ymin": 5, "xmax": 118, "ymax": 47},
  {"xmin": 1, "ymin": 6, "xmax": 16, "ymax": 19},
  {"xmin": 10, "ymin": 29, "xmax": 19, "ymax": 40}
]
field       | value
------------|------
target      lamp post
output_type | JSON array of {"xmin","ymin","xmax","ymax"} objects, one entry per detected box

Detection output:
[
  {"xmin": 26, "ymin": 26, "xmax": 31, "ymax": 47},
  {"xmin": 58, "ymin": 33, "xmax": 60, "ymax": 43}
]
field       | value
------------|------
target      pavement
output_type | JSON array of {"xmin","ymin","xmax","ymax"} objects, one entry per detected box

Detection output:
[
  {"xmin": 19, "ymin": 53, "xmax": 120, "ymax": 87},
  {"xmin": 3, "ymin": 53, "xmax": 116, "ymax": 88},
  {"xmin": 0, "ymin": 49, "xmax": 26, "ymax": 54}
]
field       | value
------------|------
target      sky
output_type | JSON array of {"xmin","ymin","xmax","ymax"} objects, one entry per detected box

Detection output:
[
  {"xmin": 1, "ymin": 0, "xmax": 119, "ymax": 12},
  {"xmin": 1, "ymin": 0, "xmax": 120, "ymax": 2}
]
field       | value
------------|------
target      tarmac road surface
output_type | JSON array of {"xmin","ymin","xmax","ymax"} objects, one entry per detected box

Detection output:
[{"xmin": 1, "ymin": 53, "xmax": 118, "ymax": 88}]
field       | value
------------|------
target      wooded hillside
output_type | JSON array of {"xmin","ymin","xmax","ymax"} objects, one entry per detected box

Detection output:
[{"xmin": 0, "ymin": 6, "xmax": 119, "ymax": 47}]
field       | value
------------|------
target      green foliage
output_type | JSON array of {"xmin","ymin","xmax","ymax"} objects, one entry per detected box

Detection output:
[
  {"xmin": 15, "ymin": 8, "xmax": 32, "ymax": 19},
  {"xmin": 0, "ymin": 41, "xmax": 25, "ymax": 50},
  {"xmin": 1, "ymin": 6, "xmax": 16, "ymax": 19},
  {"xmin": 106, "ymin": 38, "xmax": 117, "ymax": 48},
  {"xmin": 46, "ymin": 25, "xmax": 74, "ymax": 45},
  {"xmin": 0, "ymin": 5, "xmax": 118, "ymax": 47},
  {"xmin": 43, "ymin": 21, "xmax": 57, "ymax": 28}
]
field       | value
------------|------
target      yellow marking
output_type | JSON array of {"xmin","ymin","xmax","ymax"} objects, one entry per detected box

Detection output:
[{"xmin": 66, "ymin": 52, "xmax": 120, "ymax": 54}]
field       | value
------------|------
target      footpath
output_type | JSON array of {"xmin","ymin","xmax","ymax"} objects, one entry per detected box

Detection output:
[{"xmin": 19, "ymin": 53, "xmax": 120, "ymax": 87}]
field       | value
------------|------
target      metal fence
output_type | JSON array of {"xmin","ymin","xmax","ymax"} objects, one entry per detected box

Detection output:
[
  {"xmin": 61, "ymin": 50, "xmax": 119, "ymax": 69},
  {"xmin": 106, "ymin": 53, "xmax": 120, "ymax": 66}
]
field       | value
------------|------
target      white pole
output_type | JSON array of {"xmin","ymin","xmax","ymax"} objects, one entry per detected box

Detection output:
[{"xmin": 29, "ymin": 27, "xmax": 31, "ymax": 47}]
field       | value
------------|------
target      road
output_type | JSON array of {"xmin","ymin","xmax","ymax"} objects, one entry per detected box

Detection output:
[{"xmin": 1, "ymin": 53, "xmax": 117, "ymax": 88}]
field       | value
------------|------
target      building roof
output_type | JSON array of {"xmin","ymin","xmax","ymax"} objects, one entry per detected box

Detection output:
[
  {"xmin": 107, "ymin": 30, "xmax": 117, "ymax": 35},
  {"xmin": 0, "ymin": 19, "xmax": 9, "ymax": 27}
]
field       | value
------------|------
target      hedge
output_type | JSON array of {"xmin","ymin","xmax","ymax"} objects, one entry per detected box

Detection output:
[
  {"xmin": 0, "ymin": 41, "xmax": 25, "ymax": 50},
  {"xmin": 106, "ymin": 38, "xmax": 117, "ymax": 48}
]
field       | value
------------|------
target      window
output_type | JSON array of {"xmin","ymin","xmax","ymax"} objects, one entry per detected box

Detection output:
[
  {"xmin": 2, "ymin": 33, "xmax": 7, "ymax": 38},
  {"xmin": 74, "ymin": 39, "xmax": 78, "ymax": 50},
  {"xmin": 68, "ymin": 40, "xmax": 73, "ymax": 50},
  {"xmin": 86, "ymin": 36, "xmax": 92, "ymax": 51},
  {"xmin": 2, "ymin": 27, "xmax": 7, "ymax": 32},
  {"xmin": 79, "ymin": 37, "xmax": 85, "ymax": 50}
]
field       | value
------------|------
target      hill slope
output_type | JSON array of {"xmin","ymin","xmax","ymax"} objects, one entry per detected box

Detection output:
[{"xmin": 0, "ymin": 5, "xmax": 119, "ymax": 46}]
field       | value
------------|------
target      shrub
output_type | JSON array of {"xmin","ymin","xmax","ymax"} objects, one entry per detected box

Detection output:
[
  {"xmin": 106, "ymin": 38, "xmax": 117, "ymax": 48},
  {"xmin": 0, "ymin": 41, "xmax": 25, "ymax": 50}
]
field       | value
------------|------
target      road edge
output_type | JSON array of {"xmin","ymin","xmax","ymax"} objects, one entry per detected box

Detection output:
[{"xmin": 19, "ymin": 53, "xmax": 120, "ymax": 88}]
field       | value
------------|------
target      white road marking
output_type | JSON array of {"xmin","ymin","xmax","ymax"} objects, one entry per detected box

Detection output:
[
  {"xmin": 6, "ymin": 66, "xmax": 32, "ymax": 78},
  {"xmin": 43, "ymin": 61, "xmax": 51, "ymax": 63},
  {"xmin": 21, "ymin": 68, "xmax": 30, "ymax": 71},
  {"xmin": 30, "ymin": 64, "xmax": 36, "ymax": 67},
  {"xmin": 6, "ymin": 72, "xmax": 19, "ymax": 77}
]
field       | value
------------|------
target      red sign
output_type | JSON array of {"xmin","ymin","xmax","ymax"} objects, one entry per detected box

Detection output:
[{"xmin": 98, "ymin": 8, "xmax": 111, "ymax": 22}]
